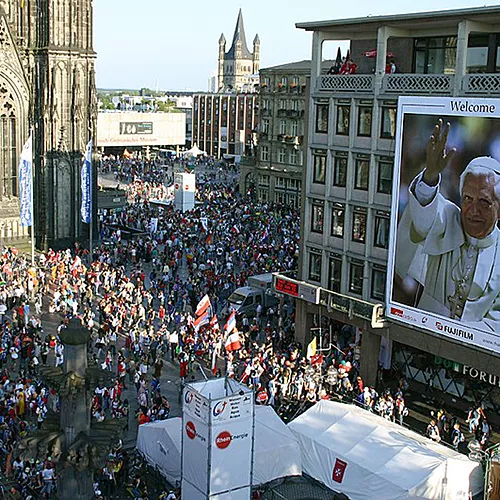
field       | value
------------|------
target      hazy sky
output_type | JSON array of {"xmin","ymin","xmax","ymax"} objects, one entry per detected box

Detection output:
[{"xmin": 94, "ymin": 0, "xmax": 500, "ymax": 91}]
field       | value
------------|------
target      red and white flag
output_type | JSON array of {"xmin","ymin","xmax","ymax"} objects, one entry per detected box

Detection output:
[
  {"xmin": 193, "ymin": 310, "xmax": 210, "ymax": 331},
  {"xmin": 332, "ymin": 458, "xmax": 348, "ymax": 483},
  {"xmin": 195, "ymin": 294, "xmax": 212, "ymax": 317},
  {"xmin": 225, "ymin": 331, "xmax": 242, "ymax": 352},
  {"xmin": 210, "ymin": 315, "xmax": 220, "ymax": 331},
  {"xmin": 224, "ymin": 311, "xmax": 236, "ymax": 335}
]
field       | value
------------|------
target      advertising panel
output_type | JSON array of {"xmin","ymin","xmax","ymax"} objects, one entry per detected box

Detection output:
[
  {"xmin": 210, "ymin": 415, "xmax": 253, "ymax": 495},
  {"xmin": 97, "ymin": 111, "xmax": 185, "ymax": 147},
  {"xmin": 387, "ymin": 96, "xmax": 500, "ymax": 354},
  {"xmin": 220, "ymin": 126, "xmax": 228, "ymax": 150},
  {"xmin": 174, "ymin": 173, "xmax": 196, "ymax": 212},
  {"xmin": 210, "ymin": 392, "xmax": 253, "ymax": 423},
  {"xmin": 181, "ymin": 413, "xmax": 209, "ymax": 495}
]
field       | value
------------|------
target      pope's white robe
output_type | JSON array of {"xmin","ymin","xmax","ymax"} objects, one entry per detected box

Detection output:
[{"xmin": 395, "ymin": 175, "xmax": 500, "ymax": 333}]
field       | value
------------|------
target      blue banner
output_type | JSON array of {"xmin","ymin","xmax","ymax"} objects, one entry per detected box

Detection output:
[
  {"xmin": 18, "ymin": 135, "xmax": 33, "ymax": 227},
  {"xmin": 81, "ymin": 139, "xmax": 92, "ymax": 224}
]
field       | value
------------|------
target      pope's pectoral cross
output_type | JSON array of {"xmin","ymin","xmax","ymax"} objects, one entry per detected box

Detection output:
[{"xmin": 448, "ymin": 290, "xmax": 465, "ymax": 319}]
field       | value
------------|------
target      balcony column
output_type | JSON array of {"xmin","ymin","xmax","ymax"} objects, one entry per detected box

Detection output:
[
  {"xmin": 311, "ymin": 31, "xmax": 327, "ymax": 89},
  {"xmin": 455, "ymin": 21, "xmax": 471, "ymax": 96}
]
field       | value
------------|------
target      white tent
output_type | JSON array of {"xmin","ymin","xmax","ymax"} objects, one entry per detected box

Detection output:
[
  {"xmin": 288, "ymin": 400, "xmax": 483, "ymax": 500},
  {"xmin": 137, "ymin": 406, "xmax": 302, "ymax": 486},
  {"xmin": 182, "ymin": 143, "xmax": 205, "ymax": 157}
]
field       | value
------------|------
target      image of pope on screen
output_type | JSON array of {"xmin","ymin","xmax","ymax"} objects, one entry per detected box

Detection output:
[{"xmin": 394, "ymin": 116, "xmax": 500, "ymax": 334}]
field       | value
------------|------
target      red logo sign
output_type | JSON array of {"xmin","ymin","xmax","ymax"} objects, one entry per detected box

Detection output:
[
  {"xmin": 174, "ymin": 183, "xmax": 179, "ymax": 190},
  {"xmin": 185, "ymin": 184, "xmax": 189, "ymax": 190},
  {"xmin": 275, "ymin": 277, "xmax": 299, "ymax": 297},
  {"xmin": 215, "ymin": 430, "xmax": 232, "ymax": 449},
  {"xmin": 390, "ymin": 307, "xmax": 404, "ymax": 317},
  {"xmin": 186, "ymin": 421, "xmax": 196, "ymax": 440},
  {"xmin": 332, "ymin": 458, "xmax": 347, "ymax": 483}
]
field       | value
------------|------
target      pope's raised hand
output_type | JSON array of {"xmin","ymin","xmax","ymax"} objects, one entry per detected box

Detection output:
[{"xmin": 423, "ymin": 119, "xmax": 456, "ymax": 186}]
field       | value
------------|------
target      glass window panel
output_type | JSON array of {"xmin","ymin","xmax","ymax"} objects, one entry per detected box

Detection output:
[
  {"xmin": 352, "ymin": 210, "xmax": 367, "ymax": 243},
  {"xmin": 374, "ymin": 216, "xmax": 390, "ymax": 249},
  {"xmin": 349, "ymin": 263, "xmax": 364, "ymax": 295},
  {"xmin": 336, "ymin": 105, "xmax": 350, "ymax": 135},
  {"xmin": 311, "ymin": 202, "xmax": 324, "ymax": 233},
  {"xmin": 377, "ymin": 161, "xmax": 393, "ymax": 194},
  {"xmin": 355, "ymin": 159, "xmax": 369, "ymax": 191},
  {"xmin": 357, "ymin": 106, "xmax": 372, "ymax": 137},
  {"xmin": 309, "ymin": 252, "xmax": 322, "ymax": 282},
  {"xmin": 315, "ymin": 104, "xmax": 329, "ymax": 133},
  {"xmin": 380, "ymin": 107, "xmax": 397, "ymax": 139},
  {"xmin": 328, "ymin": 257, "xmax": 342, "ymax": 293},
  {"xmin": 331, "ymin": 205, "xmax": 345, "ymax": 237},
  {"xmin": 371, "ymin": 268, "xmax": 387, "ymax": 300},
  {"xmin": 313, "ymin": 154, "xmax": 326, "ymax": 184},
  {"xmin": 333, "ymin": 155, "xmax": 347, "ymax": 187}
]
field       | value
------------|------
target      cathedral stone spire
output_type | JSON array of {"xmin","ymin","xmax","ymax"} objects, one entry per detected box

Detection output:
[{"xmin": 226, "ymin": 8, "xmax": 252, "ymax": 59}]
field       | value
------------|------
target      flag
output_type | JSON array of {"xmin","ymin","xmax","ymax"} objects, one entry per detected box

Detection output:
[
  {"xmin": 200, "ymin": 217, "xmax": 208, "ymax": 232},
  {"xmin": 80, "ymin": 139, "xmax": 92, "ymax": 223},
  {"xmin": 306, "ymin": 337, "xmax": 317, "ymax": 360},
  {"xmin": 225, "ymin": 331, "xmax": 242, "ymax": 352},
  {"xmin": 193, "ymin": 311, "xmax": 210, "ymax": 331},
  {"xmin": 195, "ymin": 294, "xmax": 212, "ymax": 317},
  {"xmin": 123, "ymin": 149, "xmax": 132, "ymax": 159},
  {"xmin": 206, "ymin": 233, "xmax": 212, "ymax": 245},
  {"xmin": 209, "ymin": 315, "xmax": 219, "ymax": 331},
  {"xmin": 20, "ymin": 0, "xmax": 25, "ymax": 7},
  {"xmin": 332, "ymin": 458, "xmax": 348, "ymax": 483},
  {"xmin": 18, "ymin": 134, "xmax": 33, "ymax": 227},
  {"xmin": 224, "ymin": 311, "xmax": 236, "ymax": 335}
]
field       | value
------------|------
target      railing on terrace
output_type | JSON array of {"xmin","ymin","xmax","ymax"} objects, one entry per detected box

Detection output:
[
  {"xmin": 462, "ymin": 74, "xmax": 500, "ymax": 95},
  {"xmin": 382, "ymin": 74, "xmax": 454, "ymax": 94},
  {"xmin": 318, "ymin": 74, "xmax": 374, "ymax": 93}
]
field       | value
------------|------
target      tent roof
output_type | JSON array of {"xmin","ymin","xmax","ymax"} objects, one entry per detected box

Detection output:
[
  {"xmin": 183, "ymin": 143, "xmax": 206, "ymax": 157},
  {"xmin": 288, "ymin": 400, "xmax": 483, "ymax": 499}
]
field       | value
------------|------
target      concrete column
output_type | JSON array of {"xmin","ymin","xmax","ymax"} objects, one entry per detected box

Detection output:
[
  {"xmin": 360, "ymin": 329, "xmax": 381, "ymax": 387},
  {"xmin": 295, "ymin": 301, "xmax": 315, "ymax": 348}
]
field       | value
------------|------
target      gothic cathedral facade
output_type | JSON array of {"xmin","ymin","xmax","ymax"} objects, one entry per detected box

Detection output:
[
  {"xmin": 217, "ymin": 9, "xmax": 260, "ymax": 92},
  {"xmin": 0, "ymin": 0, "xmax": 96, "ymax": 250}
]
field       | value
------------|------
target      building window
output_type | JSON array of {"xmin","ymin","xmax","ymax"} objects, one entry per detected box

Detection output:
[
  {"xmin": 357, "ymin": 106, "xmax": 372, "ymax": 137},
  {"xmin": 333, "ymin": 154, "xmax": 347, "ymax": 187},
  {"xmin": 1, "ymin": 115, "xmax": 18, "ymax": 198},
  {"xmin": 312, "ymin": 151, "xmax": 326, "ymax": 184},
  {"xmin": 315, "ymin": 103, "xmax": 329, "ymax": 133},
  {"xmin": 291, "ymin": 120, "xmax": 298, "ymax": 136},
  {"xmin": 261, "ymin": 119, "xmax": 269, "ymax": 134},
  {"xmin": 309, "ymin": 252, "xmax": 322, "ymax": 282},
  {"xmin": 336, "ymin": 105, "xmax": 350, "ymax": 135},
  {"xmin": 354, "ymin": 158, "xmax": 369, "ymax": 191},
  {"xmin": 290, "ymin": 149, "xmax": 297, "ymax": 164},
  {"xmin": 414, "ymin": 36, "xmax": 457, "ymax": 74},
  {"xmin": 279, "ymin": 119, "xmax": 287, "ymax": 135},
  {"xmin": 276, "ymin": 176, "xmax": 286, "ymax": 188},
  {"xmin": 352, "ymin": 208, "xmax": 367, "ymax": 243},
  {"xmin": 260, "ymin": 146, "xmax": 269, "ymax": 161},
  {"xmin": 466, "ymin": 34, "xmax": 500, "ymax": 73},
  {"xmin": 279, "ymin": 99, "xmax": 287, "ymax": 110},
  {"xmin": 328, "ymin": 256, "xmax": 342, "ymax": 293},
  {"xmin": 374, "ymin": 213, "xmax": 390, "ymax": 249},
  {"xmin": 377, "ymin": 159, "xmax": 393, "ymax": 194},
  {"xmin": 258, "ymin": 174, "xmax": 270, "ymax": 186},
  {"xmin": 258, "ymin": 189, "xmax": 269, "ymax": 202},
  {"xmin": 349, "ymin": 261, "xmax": 364, "ymax": 295},
  {"xmin": 311, "ymin": 202, "xmax": 324, "ymax": 233},
  {"xmin": 380, "ymin": 107, "xmax": 397, "ymax": 139},
  {"xmin": 331, "ymin": 204, "xmax": 345, "ymax": 238},
  {"xmin": 371, "ymin": 267, "xmax": 387, "ymax": 301},
  {"xmin": 278, "ymin": 148, "xmax": 286, "ymax": 163}
]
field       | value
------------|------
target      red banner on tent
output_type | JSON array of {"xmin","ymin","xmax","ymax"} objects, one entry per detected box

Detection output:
[{"xmin": 332, "ymin": 458, "xmax": 348, "ymax": 483}]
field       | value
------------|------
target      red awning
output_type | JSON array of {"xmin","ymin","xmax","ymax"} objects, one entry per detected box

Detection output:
[{"xmin": 363, "ymin": 49, "xmax": 396, "ymax": 58}]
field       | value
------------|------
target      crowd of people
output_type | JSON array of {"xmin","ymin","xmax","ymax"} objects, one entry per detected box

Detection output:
[{"xmin": 0, "ymin": 152, "xmax": 495, "ymax": 497}]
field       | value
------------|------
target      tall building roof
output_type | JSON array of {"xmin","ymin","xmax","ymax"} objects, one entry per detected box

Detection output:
[{"xmin": 226, "ymin": 9, "xmax": 253, "ymax": 60}]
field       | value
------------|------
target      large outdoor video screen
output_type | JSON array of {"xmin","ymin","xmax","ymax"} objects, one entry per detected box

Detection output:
[{"xmin": 387, "ymin": 96, "xmax": 500, "ymax": 354}]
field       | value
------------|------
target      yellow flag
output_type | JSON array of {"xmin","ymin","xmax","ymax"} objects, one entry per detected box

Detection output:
[
  {"xmin": 20, "ymin": 0, "xmax": 25, "ymax": 8},
  {"xmin": 306, "ymin": 336, "xmax": 317, "ymax": 360}
]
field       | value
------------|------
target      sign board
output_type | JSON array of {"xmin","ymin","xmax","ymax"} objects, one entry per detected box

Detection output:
[{"xmin": 387, "ymin": 96, "xmax": 500, "ymax": 354}]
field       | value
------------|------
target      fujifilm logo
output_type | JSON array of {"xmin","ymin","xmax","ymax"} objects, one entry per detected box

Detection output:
[{"xmin": 450, "ymin": 100, "xmax": 496, "ymax": 114}]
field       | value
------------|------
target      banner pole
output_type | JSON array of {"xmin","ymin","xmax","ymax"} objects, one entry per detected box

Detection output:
[{"xmin": 30, "ymin": 131, "xmax": 34, "ymax": 265}]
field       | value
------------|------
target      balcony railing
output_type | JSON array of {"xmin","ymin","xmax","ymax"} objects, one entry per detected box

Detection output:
[
  {"xmin": 382, "ymin": 74, "xmax": 454, "ymax": 94},
  {"xmin": 319, "ymin": 75, "xmax": 374, "ymax": 93},
  {"xmin": 462, "ymin": 74, "xmax": 500, "ymax": 94}
]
